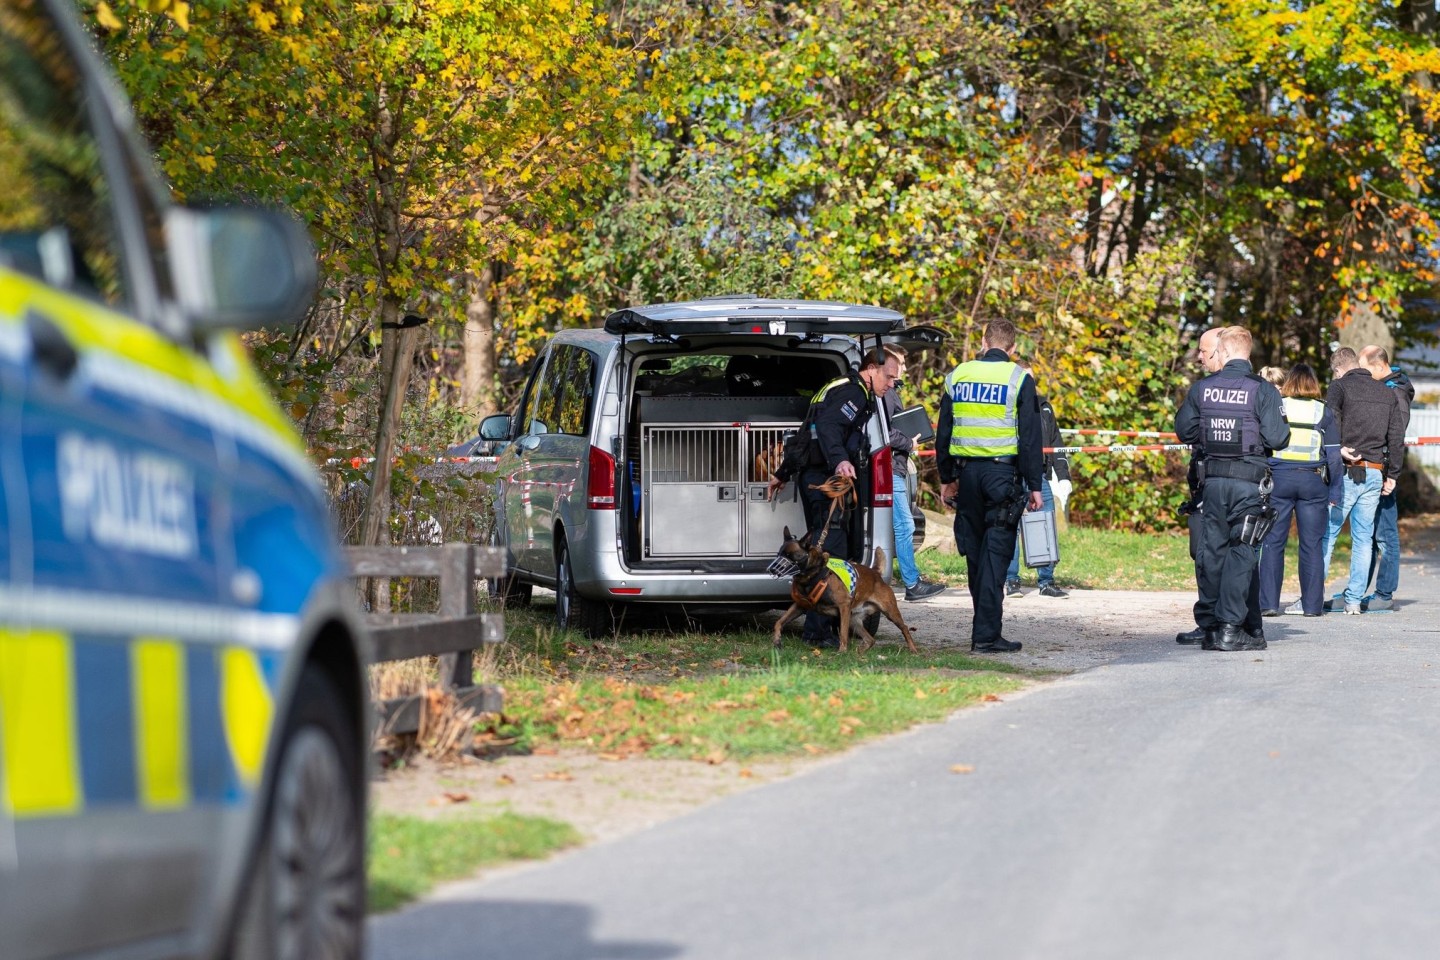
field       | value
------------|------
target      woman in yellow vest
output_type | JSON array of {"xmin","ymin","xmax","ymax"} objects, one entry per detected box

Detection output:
[{"xmin": 1258, "ymin": 363, "xmax": 1344, "ymax": 616}]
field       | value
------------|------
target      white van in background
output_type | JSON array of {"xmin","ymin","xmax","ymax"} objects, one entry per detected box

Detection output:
[{"xmin": 479, "ymin": 297, "xmax": 942, "ymax": 636}]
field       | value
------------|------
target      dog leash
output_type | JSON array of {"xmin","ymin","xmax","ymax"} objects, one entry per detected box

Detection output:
[{"xmin": 808, "ymin": 474, "xmax": 856, "ymax": 545}]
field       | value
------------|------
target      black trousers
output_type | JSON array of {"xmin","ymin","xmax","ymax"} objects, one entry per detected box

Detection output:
[
  {"xmin": 1188, "ymin": 508, "xmax": 1202, "ymax": 626},
  {"xmin": 953, "ymin": 461, "xmax": 1022, "ymax": 645},
  {"xmin": 798, "ymin": 467, "xmax": 850, "ymax": 641},
  {"xmin": 1195, "ymin": 476, "xmax": 1264, "ymax": 629}
]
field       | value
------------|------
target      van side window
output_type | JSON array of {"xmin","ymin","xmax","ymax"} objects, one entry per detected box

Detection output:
[
  {"xmin": 530, "ymin": 345, "xmax": 571, "ymax": 435},
  {"xmin": 0, "ymin": 7, "xmax": 125, "ymax": 304},
  {"xmin": 556, "ymin": 348, "xmax": 595, "ymax": 436}
]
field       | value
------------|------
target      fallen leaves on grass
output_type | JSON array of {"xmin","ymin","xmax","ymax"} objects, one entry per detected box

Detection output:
[
  {"xmin": 535, "ymin": 770, "xmax": 574, "ymax": 782},
  {"xmin": 429, "ymin": 791, "xmax": 471, "ymax": 805}
]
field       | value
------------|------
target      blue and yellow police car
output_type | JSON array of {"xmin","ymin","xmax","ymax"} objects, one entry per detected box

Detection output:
[{"xmin": 0, "ymin": 1, "xmax": 368, "ymax": 957}]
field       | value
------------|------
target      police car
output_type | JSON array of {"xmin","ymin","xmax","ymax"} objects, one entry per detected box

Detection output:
[{"xmin": 0, "ymin": 2, "xmax": 367, "ymax": 957}]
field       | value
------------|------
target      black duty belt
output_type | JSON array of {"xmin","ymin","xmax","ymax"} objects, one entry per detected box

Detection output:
[
  {"xmin": 957, "ymin": 455, "xmax": 1016, "ymax": 465},
  {"xmin": 1204, "ymin": 459, "xmax": 1270, "ymax": 484}
]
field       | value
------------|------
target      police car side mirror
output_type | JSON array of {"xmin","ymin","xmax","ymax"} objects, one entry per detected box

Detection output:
[{"xmin": 166, "ymin": 205, "xmax": 318, "ymax": 332}]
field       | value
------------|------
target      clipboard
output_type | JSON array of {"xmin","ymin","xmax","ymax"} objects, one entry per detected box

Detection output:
[{"xmin": 890, "ymin": 404, "xmax": 935, "ymax": 445}]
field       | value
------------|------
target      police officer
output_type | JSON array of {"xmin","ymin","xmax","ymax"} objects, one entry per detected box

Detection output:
[
  {"xmin": 937, "ymin": 319, "xmax": 1043, "ymax": 654},
  {"xmin": 1174, "ymin": 326, "xmax": 1290, "ymax": 651},
  {"xmin": 769, "ymin": 348, "xmax": 900, "ymax": 647},
  {"xmin": 1257, "ymin": 362, "xmax": 1343, "ymax": 617},
  {"xmin": 1176, "ymin": 327, "xmax": 1224, "ymax": 645}
]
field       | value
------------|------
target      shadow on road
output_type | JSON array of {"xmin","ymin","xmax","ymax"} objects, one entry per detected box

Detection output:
[{"xmin": 370, "ymin": 899, "xmax": 680, "ymax": 960}]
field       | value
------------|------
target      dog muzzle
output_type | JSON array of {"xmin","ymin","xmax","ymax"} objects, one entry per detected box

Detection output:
[{"xmin": 767, "ymin": 554, "xmax": 802, "ymax": 579}]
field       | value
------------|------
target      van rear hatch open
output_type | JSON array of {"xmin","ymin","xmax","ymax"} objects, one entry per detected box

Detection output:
[{"xmin": 604, "ymin": 298, "xmax": 906, "ymax": 338}]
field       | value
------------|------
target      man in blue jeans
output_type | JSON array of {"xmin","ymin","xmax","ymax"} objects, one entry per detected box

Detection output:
[
  {"xmin": 1320, "ymin": 347, "xmax": 1405, "ymax": 614},
  {"xmin": 1005, "ymin": 360, "xmax": 1070, "ymax": 598},
  {"xmin": 883, "ymin": 345, "xmax": 945, "ymax": 602},
  {"xmin": 1363, "ymin": 352, "xmax": 1412, "ymax": 612}
]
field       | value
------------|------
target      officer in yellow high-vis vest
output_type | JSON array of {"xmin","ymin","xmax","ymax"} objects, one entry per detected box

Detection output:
[
  {"xmin": 936, "ymin": 319, "xmax": 1044, "ymax": 653},
  {"xmin": 1257, "ymin": 362, "xmax": 1343, "ymax": 616}
]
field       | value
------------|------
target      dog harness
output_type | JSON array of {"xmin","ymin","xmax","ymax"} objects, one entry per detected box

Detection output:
[
  {"xmin": 789, "ymin": 558, "xmax": 859, "ymax": 608},
  {"xmin": 826, "ymin": 559, "xmax": 858, "ymax": 596}
]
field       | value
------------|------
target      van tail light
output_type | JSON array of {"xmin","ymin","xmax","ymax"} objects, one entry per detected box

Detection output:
[
  {"xmin": 587, "ymin": 445, "xmax": 617, "ymax": 510},
  {"xmin": 870, "ymin": 445, "xmax": 893, "ymax": 507}
]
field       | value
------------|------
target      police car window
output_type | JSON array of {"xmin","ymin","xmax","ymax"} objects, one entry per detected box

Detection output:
[
  {"xmin": 555, "ymin": 349, "xmax": 595, "ymax": 437},
  {"xmin": 0, "ymin": 3, "xmax": 124, "ymax": 305}
]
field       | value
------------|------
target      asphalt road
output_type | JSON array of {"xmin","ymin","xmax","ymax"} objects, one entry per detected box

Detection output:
[{"xmin": 369, "ymin": 562, "xmax": 1440, "ymax": 960}]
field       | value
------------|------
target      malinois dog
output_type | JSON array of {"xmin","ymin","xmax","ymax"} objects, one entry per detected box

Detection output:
[{"xmin": 767, "ymin": 526, "xmax": 920, "ymax": 653}]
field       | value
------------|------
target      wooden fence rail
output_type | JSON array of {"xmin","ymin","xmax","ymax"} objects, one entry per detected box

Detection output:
[{"xmin": 346, "ymin": 542, "xmax": 507, "ymax": 736}]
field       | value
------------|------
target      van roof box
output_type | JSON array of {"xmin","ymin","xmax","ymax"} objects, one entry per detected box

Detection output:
[{"xmin": 604, "ymin": 297, "xmax": 907, "ymax": 337}]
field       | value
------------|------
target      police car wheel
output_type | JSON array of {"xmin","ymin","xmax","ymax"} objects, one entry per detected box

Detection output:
[
  {"xmin": 555, "ymin": 538, "xmax": 613, "ymax": 638},
  {"xmin": 230, "ymin": 666, "xmax": 364, "ymax": 960},
  {"xmin": 862, "ymin": 611, "xmax": 881, "ymax": 637}
]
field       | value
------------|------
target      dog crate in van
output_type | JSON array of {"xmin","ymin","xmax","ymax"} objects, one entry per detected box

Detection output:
[{"xmin": 634, "ymin": 394, "xmax": 808, "ymax": 558}]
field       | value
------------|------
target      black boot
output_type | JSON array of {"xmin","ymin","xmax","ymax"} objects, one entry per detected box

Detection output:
[
  {"xmin": 972, "ymin": 637, "xmax": 1022, "ymax": 653},
  {"xmin": 1200, "ymin": 626, "xmax": 1221, "ymax": 650},
  {"xmin": 1175, "ymin": 626, "xmax": 1206, "ymax": 645},
  {"xmin": 1212, "ymin": 623, "xmax": 1266, "ymax": 651}
]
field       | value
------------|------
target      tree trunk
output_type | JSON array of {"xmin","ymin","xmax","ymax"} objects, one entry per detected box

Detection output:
[
  {"xmin": 359, "ymin": 298, "xmax": 417, "ymax": 548},
  {"xmin": 461, "ymin": 262, "xmax": 498, "ymax": 418},
  {"xmin": 1337, "ymin": 298, "xmax": 1393, "ymax": 358}
]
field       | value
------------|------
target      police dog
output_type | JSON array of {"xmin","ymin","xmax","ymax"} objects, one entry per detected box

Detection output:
[
  {"xmin": 753, "ymin": 439, "xmax": 785, "ymax": 483},
  {"xmin": 769, "ymin": 526, "xmax": 919, "ymax": 653}
]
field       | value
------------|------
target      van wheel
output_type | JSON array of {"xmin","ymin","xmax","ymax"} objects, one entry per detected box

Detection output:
[
  {"xmin": 486, "ymin": 528, "xmax": 531, "ymax": 607},
  {"xmin": 862, "ymin": 611, "xmax": 881, "ymax": 636},
  {"xmin": 556, "ymin": 539, "xmax": 613, "ymax": 638},
  {"xmin": 229, "ymin": 665, "xmax": 364, "ymax": 960}
]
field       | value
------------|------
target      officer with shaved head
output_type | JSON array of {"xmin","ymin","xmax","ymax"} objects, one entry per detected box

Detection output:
[{"xmin": 1174, "ymin": 326, "xmax": 1290, "ymax": 651}]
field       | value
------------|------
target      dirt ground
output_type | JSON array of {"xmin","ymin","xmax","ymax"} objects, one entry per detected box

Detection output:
[{"xmin": 369, "ymin": 512, "xmax": 1440, "ymax": 856}]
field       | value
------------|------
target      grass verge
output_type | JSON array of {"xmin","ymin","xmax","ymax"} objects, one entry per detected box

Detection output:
[
  {"xmin": 368, "ymin": 811, "xmax": 580, "ymax": 913},
  {"xmin": 918, "ymin": 523, "xmax": 1352, "ymax": 592},
  {"xmin": 499, "ymin": 651, "xmax": 1026, "ymax": 763}
]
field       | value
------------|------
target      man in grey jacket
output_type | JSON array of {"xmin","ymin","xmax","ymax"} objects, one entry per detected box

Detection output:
[{"xmin": 1321, "ymin": 347, "xmax": 1406, "ymax": 614}]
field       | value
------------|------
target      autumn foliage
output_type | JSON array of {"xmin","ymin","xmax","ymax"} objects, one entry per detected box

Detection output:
[{"xmin": 88, "ymin": 0, "xmax": 1440, "ymax": 530}]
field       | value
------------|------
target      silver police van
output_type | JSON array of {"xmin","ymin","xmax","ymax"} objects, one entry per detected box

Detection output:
[
  {"xmin": 480, "ymin": 298, "xmax": 938, "ymax": 636},
  {"xmin": 0, "ymin": 2, "xmax": 367, "ymax": 957}
]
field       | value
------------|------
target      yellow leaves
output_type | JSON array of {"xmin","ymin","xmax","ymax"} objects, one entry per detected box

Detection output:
[
  {"xmin": 247, "ymin": 1, "xmax": 278, "ymax": 33},
  {"xmin": 94, "ymin": 1, "xmax": 122, "ymax": 31},
  {"xmin": 194, "ymin": 153, "xmax": 217, "ymax": 174}
]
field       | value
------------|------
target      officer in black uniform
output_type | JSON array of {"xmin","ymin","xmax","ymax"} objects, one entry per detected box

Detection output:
[
  {"xmin": 769, "ymin": 348, "xmax": 900, "ymax": 647},
  {"xmin": 1177, "ymin": 326, "xmax": 1222, "ymax": 645},
  {"xmin": 936, "ymin": 319, "xmax": 1044, "ymax": 653},
  {"xmin": 1174, "ymin": 326, "xmax": 1290, "ymax": 651}
]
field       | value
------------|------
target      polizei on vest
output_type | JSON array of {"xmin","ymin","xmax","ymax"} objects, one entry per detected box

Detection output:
[
  {"xmin": 951, "ymin": 381, "xmax": 1010, "ymax": 404},
  {"xmin": 1201, "ymin": 386, "xmax": 1253, "ymax": 405}
]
